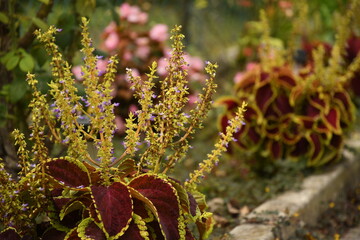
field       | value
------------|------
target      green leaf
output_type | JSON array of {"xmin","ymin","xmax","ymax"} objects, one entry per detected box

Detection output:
[
  {"xmin": 1, "ymin": 50, "xmax": 16, "ymax": 64},
  {"xmin": 38, "ymin": 0, "xmax": 50, "ymax": 4},
  {"xmin": 19, "ymin": 53, "xmax": 35, "ymax": 72},
  {"xmin": 75, "ymin": 0, "xmax": 96, "ymax": 17},
  {"xmin": 31, "ymin": 17, "xmax": 49, "ymax": 30},
  {"xmin": 9, "ymin": 79, "xmax": 27, "ymax": 103},
  {"xmin": 0, "ymin": 12, "xmax": 9, "ymax": 24},
  {"xmin": 5, "ymin": 54, "xmax": 20, "ymax": 70}
]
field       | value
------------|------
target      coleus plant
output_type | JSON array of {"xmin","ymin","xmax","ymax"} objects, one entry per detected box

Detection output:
[
  {"xmin": 217, "ymin": 9, "xmax": 359, "ymax": 168},
  {"xmin": 72, "ymin": 3, "xmax": 206, "ymax": 135},
  {"xmin": 0, "ymin": 18, "xmax": 246, "ymax": 239}
]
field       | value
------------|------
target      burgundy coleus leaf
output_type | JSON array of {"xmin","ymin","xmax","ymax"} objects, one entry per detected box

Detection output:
[
  {"xmin": 307, "ymin": 133, "xmax": 323, "ymax": 166},
  {"xmin": 215, "ymin": 97, "xmax": 240, "ymax": 111},
  {"xmin": 255, "ymin": 83, "xmax": 274, "ymax": 111},
  {"xmin": 349, "ymin": 72, "xmax": 360, "ymax": 96},
  {"xmin": 333, "ymin": 91, "xmax": 354, "ymax": 124},
  {"xmin": 84, "ymin": 221, "xmax": 107, "ymax": 240},
  {"xmin": 77, "ymin": 218, "xmax": 107, "ymax": 240},
  {"xmin": 187, "ymin": 192, "xmax": 197, "ymax": 217},
  {"xmin": 243, "ymin": 106, "xmax": 258, "ymax": 121},
  {"xmin": 167, "ymin": 178, "xmax": 191, "ymax": 215},
  {"xmin": 346, "ymin": 34, "xmax": 360, "ymax": 62},
  {"xmin": 118, "ymin": 220, "xmax": 147, "ymax": 240},
  {"xmin": 306, "ymin": 103, "xmax": 320, "ymax": 118},
  {"xmin": 268, "ymin": 140, "xmax": 282, "ymax": 159},
  {"xmin": 133, "ymin": 198, "xmax": 152, "ymax": 220},
  {"xmin": 235, "ymin": 70, "xmax": 257, "ymax": 91},
  {"xmin": 264, "ymin": 105, "xmax": 279, "ymax": 118},
  {"xmin": 277, "ymin": 70, "xmax": 296, "ymax": 88},
  {"xmin": 334, "ymin": 91, "xmax": 351, "ymax": 110},
  {"xmin": 316, "ymin": 121, "xmax": 329, "ymax": 133},
  {"xmin": 323, "ymin": 108, "xmax": 341, "ymax": 134},
  {"xmin": 45, "ymin": 158, "xmax": 90, "ymax": 188},
  {"xmin": 147, "ymin": 221, "xmax": 165, "ymax": 240},
  {"xmin": 282, "ymin": 119, "xmax": 302, "ymax": 144},
  {"xmin": 0, "ymin": 228, "xmax": 21, "ymax": 240},
  {"xmin": 41, "ymin": 228, "xmax": 67, "ymax": 240},
  {"xmin": 309, "ymin": 94, "xmax": 326, "ymax": 110},
  {"xmin": 330, "ymin": 134, "xmax": 343, "ymax": 149},
  {"xmin": 129, "ymin": 174, "xmax": 182, "ymax": 240},
  {"xmin": 117, "ymin": 158, "xmax": 137, "ymax": 178},
  {"xmin": 219, "ymin": 114, "xmax": 229, "ymax": 133},
  {"xmin": 274, "ymin": 94, "xmax": 292, "ymax": 115},
  {"xmin": 91, "ymin": 182, "xmax": 133, "ymax": 237},
  {"xmin": 289, "ymin": 85, "xmax": 304, "ymax": 106},
  {"xmin": 247, "ymin": 127, "xmax": 261, "ymax": 145},
  {"xmin": 290, "ymin": 137, "xmax": 309, "ymax": 158},
  {"xmin": 298, "ymin": 116, "xmax": 314, "ymax": 130}
]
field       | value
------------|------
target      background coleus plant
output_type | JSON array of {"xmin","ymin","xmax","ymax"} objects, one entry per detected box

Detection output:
[
  {"xmin": 72, "ymin": 3, "xmax": 206, "ymax": 134},
  {"xmin": 218, "ymin": 65, "xmax": 354, "ymax": 167},
  {"xmin": 0, "ymin": 18, "xmax": 245, "ymax": 240},
  {"xmin": 217, "ymin": 9, "xmax": 358, "ymax": 168}
]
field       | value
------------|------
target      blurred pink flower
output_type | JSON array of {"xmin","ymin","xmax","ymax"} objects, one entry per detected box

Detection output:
[
  {"xmin": 135, "ymin": 37, "xmax": 150, "ymax": 46},
  {"xmin": 234, "ymin": 72, "xmax": 244, "ymax": 84},
  {"xmin": 278, "ymin": 1, "xmax": 293, "ymax": 17},
  {"xmin": 123, "ymin": 50, "xmax": 133, "ymax": 61},
  {"xmin": 163, "ymin": 47, "xmax": 172, "ymax": 58},
  {"xmin": 234, "ymin": 62, "xmax": 259, "ymax": 84},
  {"xmin": 188, "ymin": 94, "xmax": 199, "ymax": 105},
  {"xmin": 135, "ymin": 45, "xmax": 150, "ymax": 60},
  {"xmin": 104, "ymin": 32, "xmax": 120, "ymax": 51},
  {"xmin": 129, "ymin": 104, "xmax": 138, "ymax": 113},
  {"xmin": 149, "ymin": 24, "xmax": 168, "ymax": 42},
  {"xmin": 189, "ymin": 72, "xmax": 205, "ymax": 82},
  {"xmin": 115, "ymin": 116, "xmax": 126, "ymax": 134},
  {"xmin": 186, "ymin": 55, "xmax": 204, "ymax": 72},
  {"xmin": 157, "ymin": 57, "xmax": 168, "ymax": 76},
  {"xmin": 103, "ymin": 22, "xmax": 117, "ymax": 35},
  {"xmin": 119, "ymin": 3, "xmax": 132, "ymax": 19},
  {"xmin": 72, "ymin": 66, "xmax": 82, "ymax": 80},
  {"xmin": 246, "ymin": 62, "xmax": 259, "ymax": 71},
  {"xmin": 97, "ymin": 59, "xmax": 108, "ymax": 75}
]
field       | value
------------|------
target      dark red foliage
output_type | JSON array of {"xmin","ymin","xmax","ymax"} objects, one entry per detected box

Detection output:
[
  {"xmin": 84, "ymin": 221, "xmax": 107, "ymax": 240},
  {"xmin": 45, "ymin": 158, "xmax": 90, "ymax": 188},
  {"xmin": 129, "ymin": 175, "xmax": 181, "ymax": 240},
  {"xmin": 0, "ymin": 228, "xmax": 21, "ymax": 240},
  {"xmin": 91, "ymin": 182, "xmax": 132, "ymax": 237}
]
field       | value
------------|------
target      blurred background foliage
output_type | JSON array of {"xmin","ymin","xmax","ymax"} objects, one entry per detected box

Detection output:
[{"xmin": 0, "ymin": 1, "xmax": 355, "ymax": 237}]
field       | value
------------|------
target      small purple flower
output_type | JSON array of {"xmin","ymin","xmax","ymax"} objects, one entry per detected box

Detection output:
[
  {"xmin": 113, "ymin": 102, "xmax": 120, "ymax": 107},
  {"xmin": 56, "ymin": 28, "xmax": 62, "ymax": 32},
  {"xmin": 96, "ymin": 55, "xmax": 104, "ymax": 59}
]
